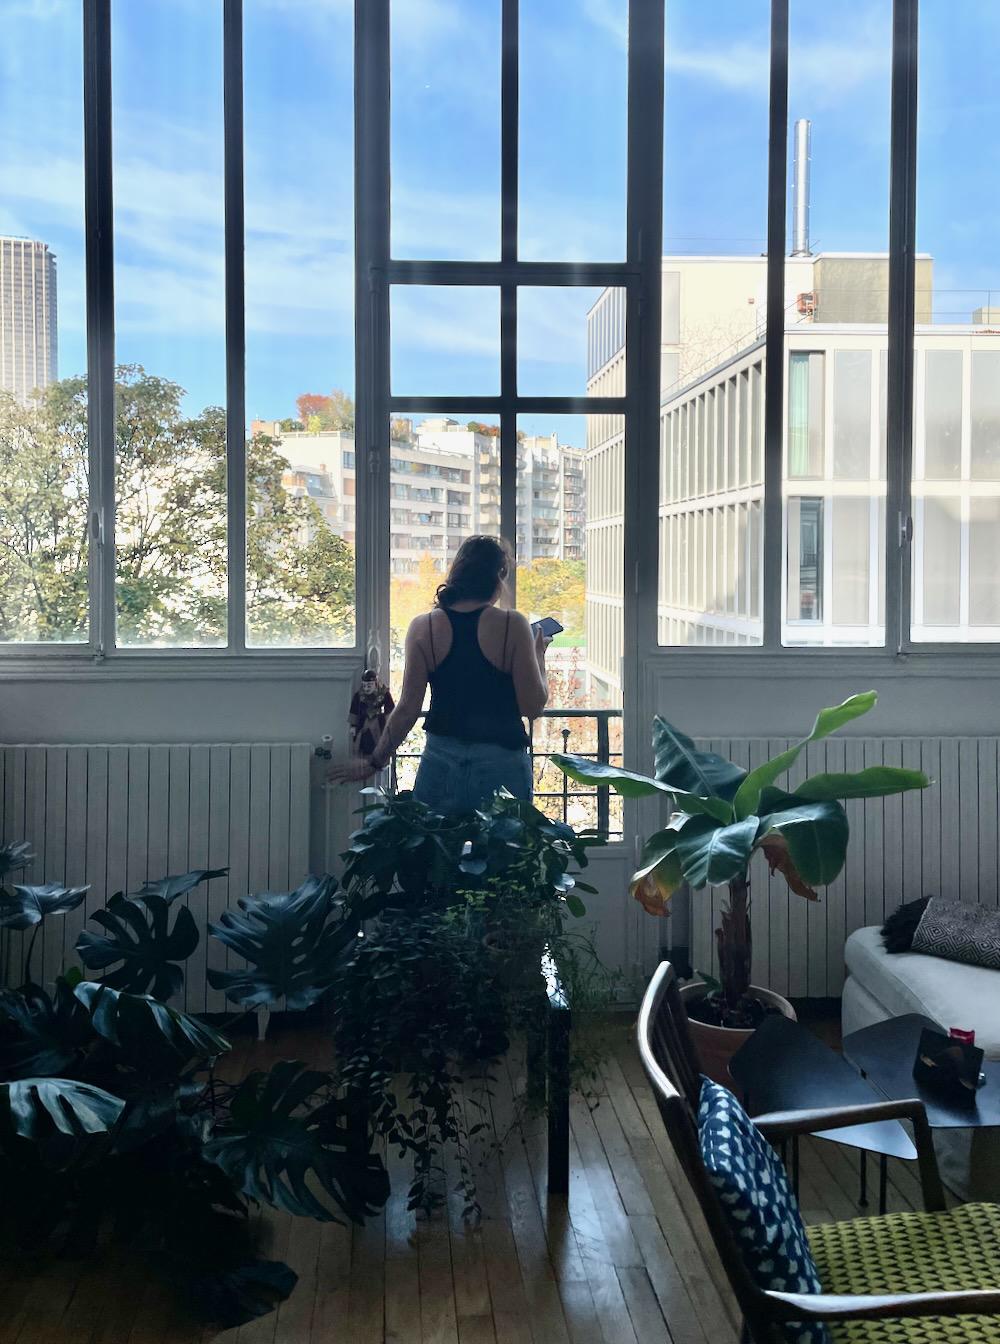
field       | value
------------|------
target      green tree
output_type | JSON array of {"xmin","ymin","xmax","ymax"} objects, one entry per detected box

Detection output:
[
  {"xmin": 0, "ymin": 367, "xmax": 355, "ymax": 647},
  {"xmin": 515, "ymin": 558, "xmax": 585, "ymax": 637},
  {"xmin": 295, "ymin": 390, "xmax": 355, "ymax": 433}
]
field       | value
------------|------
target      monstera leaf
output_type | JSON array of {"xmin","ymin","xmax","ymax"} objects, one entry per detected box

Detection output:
[
  {"xmin": 133, "ymin": 869, "xmax": 229, "ymax": 904},
  {"xmin": 76, "ymin": 893, "xmax": 198, "ymax": 1001},
  {"xmin": 73, "ymin": 981, "xmax": 229, "ymax": 1064},
  {"xmin": 202, "ymin": 1060, "xmax": 389, "ymax": 1224},
  {"xmin": 207, "ymin": 876, "xmax": 349, "ymax": 1011},
  {"xmin": 0, "ymin": 882, "xmax": 90, "ymax": 931},
  {"xmin": 0, "ymin": 841, "xmax": 34, "ymax": 878},
  {"xmin": 191, "ymin": 1259, "xmax": 298, "ymax": 1329},
  {"xmin": 0, "ymin": 1077, "xmax": 124, "ymax": 1141},
  {"xmin": 0, "ymin": 980, "xmax": 91, "ymax": 1080}
]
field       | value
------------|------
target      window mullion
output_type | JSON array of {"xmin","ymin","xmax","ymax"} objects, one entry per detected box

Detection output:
[
  {"xmin": 887, "ymin": 0, "xmax": 919, "ymax": 653},
  {"xmin": 83, "ymin": 0, "xmax": 115, "ymax": 658},
  {"xmin": 355, "ymin": 0, "xmax": 390, "ymax": 674},
  {"xmin": 762, "ymin": 0, "xmax": 789, "ymax": 649},
  {"xmin": 223, "ymin": 0, "xmax": 247, "ymax": 654}
]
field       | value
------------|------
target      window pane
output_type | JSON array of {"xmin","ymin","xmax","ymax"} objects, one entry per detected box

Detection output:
[
  {"xmin": 970, "ymin": 499, "xmax": 1000, "ymax": 628},
  {"xmin": 916, "ymin": 497, "xmax": 961, "ymax": 632},
  {"xmin": 112, "ymin": 0, "xmax": 227, "ymax": 647},
  {"xmin": 390, "ymin": 0, "xmax": 500, "ymax": 260},
  {"xmin": 787, "ymin": 352, "xmax": 824, "ymax": 479},
  {"xmin": 971, "ymin": 352, "xmax": 1000, "ymax": 482},
  {"xmin": 830, "ymin": 497, "xmax": 870, "ymax": 626},
  {"xmin": 518, "ymin": 0, "xmax": 626, "ymax": 260},
  {"xmin": 0, "ymin": 4, "xmax": 87, "ymax": 643},
  {"xmin": 390, "ymin": 286, "xmax": 500, "ymax": 397},
  {"xmin": 520, "ymin": 287, "xmax": 625, "ymax": 398},
  {"xmin": 785, "ymin": 497, "xmax": 823, "ymax": 627},
  {"xmin": 517, "ymin": 414, "xmax": 622, "ymax": 838},
  {"xmin": 922, "ymin": 349, "xmax": 962, "ymax": 481},
  {"xmin": 243, "ymin": 1, "xmax": 355, "ymax": 648},
  {"xmin": 832, "ymin": 350, "xmax": 872, "ymax": 479},
  {"xmin": 657, "ymin": 0, "xmax": 768, "ymax": 646}
]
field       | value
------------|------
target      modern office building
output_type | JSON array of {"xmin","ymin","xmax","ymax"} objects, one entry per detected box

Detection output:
[
  {"xmin": 0, "ymin": 237, "xmax": 57, "ymax": 403},
  {"xmin": 585, "ymin": 252, "xmax": 1000, "ymax": 668}
]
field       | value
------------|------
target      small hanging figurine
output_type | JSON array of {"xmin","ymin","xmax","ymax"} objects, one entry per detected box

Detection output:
[{"xmin": 349, "ymin": 668, "xmax": 395, "ymax": 759}]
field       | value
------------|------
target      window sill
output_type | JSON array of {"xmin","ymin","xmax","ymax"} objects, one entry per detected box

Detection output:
[
  {"xmin": 0, "ymin": 649, "xmax": 363, "ymax": 682},
  {"xmin": 642, "ymin": 645, "xmax": 1000, "ymax": 678}
]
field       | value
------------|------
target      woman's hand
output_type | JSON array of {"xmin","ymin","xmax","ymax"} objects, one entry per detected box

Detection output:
[
  {"xmin": 533, "ymin": 625, "xmax": 553, "ymax": 666},
  {"xmin": 326, "ymin": 755, "xmax": 376, "ymax": 785}
]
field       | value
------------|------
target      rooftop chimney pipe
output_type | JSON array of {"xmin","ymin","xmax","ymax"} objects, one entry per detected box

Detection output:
[{"xmin": 791, "ymin": 118, "xmax": 812, "ymax": 257}]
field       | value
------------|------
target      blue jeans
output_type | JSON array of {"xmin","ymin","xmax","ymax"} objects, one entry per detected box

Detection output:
[{"xmin": 412, "ymin": 733, "xmax": 532, "ymax": 814}]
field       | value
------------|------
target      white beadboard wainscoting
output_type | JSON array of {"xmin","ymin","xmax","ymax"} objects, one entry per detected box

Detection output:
[
  {"xmin": 0, "ymin": 743, "xmax": 312, "ymax": 1013},
  {"xmin": 689, "ymin": 736, "xmax": 1000, "ymax": 999}
]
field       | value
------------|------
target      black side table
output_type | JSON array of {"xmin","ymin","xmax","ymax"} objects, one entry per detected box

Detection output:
[
  {"xmin": 730, "ymin": 1013, "xmax": 916, "ymax": 1213},
  {"xmin": 843, "ymin": 1012, "xmax": 1000, "ymax": 1129}
]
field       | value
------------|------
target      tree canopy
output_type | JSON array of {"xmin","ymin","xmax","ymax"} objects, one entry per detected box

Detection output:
[
  {"xmin": 0, "ymin": 367, "xmax": 355, "ymax": 647},
  {"xmin": 295, "ymin": 390, "xmax": 355, "ymax": 434}
]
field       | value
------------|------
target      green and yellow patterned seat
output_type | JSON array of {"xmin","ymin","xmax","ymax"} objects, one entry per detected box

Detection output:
[{"xmin": 808, "ymin": 1202, "xmax": 1000, "ymax": 1343}]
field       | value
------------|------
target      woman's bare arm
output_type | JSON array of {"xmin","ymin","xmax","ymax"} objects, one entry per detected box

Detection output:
[
  {"xmin": 327, "ymin": 619, "xmax": 430, "ymax": 782},
  {"xmin": 508, "ymin": 611, "xmax": 550, "ymax": 720}
]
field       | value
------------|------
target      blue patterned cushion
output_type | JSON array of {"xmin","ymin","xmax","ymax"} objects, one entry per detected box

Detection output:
[{"xmin": 698, "ymin": 1077, "xmax": 830, "ymax": 1344}]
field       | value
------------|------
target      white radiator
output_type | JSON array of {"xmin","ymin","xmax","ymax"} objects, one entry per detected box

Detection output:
[
  {"xmin": 0, "ymin": 743, "xmax": 312, "ymax": 1013},
  {"xmin": 690, "ymin": 736, "xmax": 1000, "ymax": 998}
]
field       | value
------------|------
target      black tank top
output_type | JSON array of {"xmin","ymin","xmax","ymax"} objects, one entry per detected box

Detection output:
[{"xmin": 423, "ymin": 608, "xmax": 529, "ymax": 750}]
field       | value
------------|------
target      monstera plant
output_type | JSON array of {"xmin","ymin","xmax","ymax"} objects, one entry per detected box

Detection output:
[
  {"xmin": 553, "ymin": 691, "xmax": 929, "ymax": 1026},
  {"xmin": 0, "ymin": 859, "xmax": 388, "ymax": 1327}
]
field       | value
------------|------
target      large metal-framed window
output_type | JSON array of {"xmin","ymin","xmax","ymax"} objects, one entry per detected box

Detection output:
[
  {"xmin": 5, "ymin": 0, "xmax": 988, "ymax": 670},
  {"xmin": 357, "ymin": 0, "xmax": 664, "ymax": 752}
]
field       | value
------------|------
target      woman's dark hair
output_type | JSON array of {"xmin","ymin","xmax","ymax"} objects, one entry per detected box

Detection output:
[{"xmin": 435, "ymin": 534, "xmax": 511, "ymax": 609}]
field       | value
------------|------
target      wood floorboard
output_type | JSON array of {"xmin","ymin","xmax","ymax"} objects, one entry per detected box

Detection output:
[{"xmin": 0, "ymin": 1027, "xmax": 948, "ymax": 1344}]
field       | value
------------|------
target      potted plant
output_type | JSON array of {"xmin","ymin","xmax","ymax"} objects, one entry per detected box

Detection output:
[{"xmin": 552, "ymin": 691, "xmax": 929, "ymax": 1081}]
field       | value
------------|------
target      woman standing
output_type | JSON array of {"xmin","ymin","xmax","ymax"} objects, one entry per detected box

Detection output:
[{"xmin": 329, "ymin": 535, "xmax": 551, "ymax": 813}]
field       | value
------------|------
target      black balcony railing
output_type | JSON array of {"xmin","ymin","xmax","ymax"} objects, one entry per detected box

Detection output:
[{"xmin": 392, "ymin": 707, "xmax": 624, "ymax": 839}]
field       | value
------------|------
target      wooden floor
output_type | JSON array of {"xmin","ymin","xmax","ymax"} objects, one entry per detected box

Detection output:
[{"xmin": 0, "ymin": 1021, "xmax": 940, "ymax": 1344}]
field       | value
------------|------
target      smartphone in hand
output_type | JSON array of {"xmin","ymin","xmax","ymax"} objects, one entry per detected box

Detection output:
[{"xmin": 530, "ymin": 616, "xmax": 564, "ymax": 638}]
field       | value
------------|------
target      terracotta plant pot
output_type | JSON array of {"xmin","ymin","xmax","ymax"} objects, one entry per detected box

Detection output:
[{"xmin": 679, "ymin": 981, "xmax": 796, "ymax": 1094}]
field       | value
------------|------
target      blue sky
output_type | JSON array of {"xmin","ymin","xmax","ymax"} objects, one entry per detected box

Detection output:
[{"xmin": 2, "ymin": 0, "xmax": 999, "ymax": 439}]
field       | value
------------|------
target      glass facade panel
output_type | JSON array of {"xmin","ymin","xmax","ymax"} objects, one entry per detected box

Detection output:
[
  {"xmin": 833, "ymin": 350, "xmax": 872, "ymax": 480},
  {"xmin": 923, "ymin": 350, "xmax": 962, "ymax": 480}
]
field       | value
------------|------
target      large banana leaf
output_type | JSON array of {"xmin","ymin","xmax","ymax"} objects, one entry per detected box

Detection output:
[
  {"xmin": 628, "ymin": 828, "xmax": 685, "ymax": 915},
  {"xmin": 732, "ymin": 692, "xmax": 877, "ymax": 819},
  {"xmin": 653, "ymin": 716, "xmax": 746, "ymax": 801},
  {"xmin": 76, "ymin": 893, "xmax": 199, "ymax": 1001},
  {"xmin": 0, "ymin": 980, "xmax": 90, "ymax": 1079},
  {"xmin": 549, "ymin": 754, "xmax": 733, "ymax": 821},
  {"xmin": 73, "ymin": 981, "xmax": 229, "ymax": 1063},
  {"xmin": 673, "ymin": 815, "xmax": 761, "ymax": 888},
  {"xmin": 757, "ymin": 798, "xmax": 850, "ymax": 887},
  {"xmin": 133, "ymin": 869, "xmax": 229, "ymax": 904},
  {"xmin": 0, "ymin": 882, "xmax": 90, "ymax": 931},
  {"xmin": 202, "ymin": 1060, "xmax": 389, "ymax": 1224},
  {"xmin": 794, "ymin": 766, "xmax": 929, "ymax": 801},
  {"xmin": 0, "ymin": 1077, "xmax": 125, "ymax": 1140},
  {"xmin": 207, "ymin": 876, "xmax": 348, "ymax": 1011}
]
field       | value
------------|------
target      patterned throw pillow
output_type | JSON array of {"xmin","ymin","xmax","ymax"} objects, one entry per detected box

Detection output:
[
  {"xmin": 698, "ymin": 1077, "xmax": 830, "ymax": 1344},
  {"xmin": 911, "ymin": 897, "xmax": 1000, "ymax": 970}
]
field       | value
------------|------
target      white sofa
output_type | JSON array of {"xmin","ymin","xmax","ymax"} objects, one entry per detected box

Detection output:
[{"xmin": 842, "ymin": 925, "xmax": 1000, "ymax": 1201}]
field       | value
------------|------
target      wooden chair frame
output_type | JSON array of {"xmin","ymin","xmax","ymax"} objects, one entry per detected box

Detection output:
[{"xmin": 637, "ymin": 962, "xmax": 1000, "ymax": 1344}]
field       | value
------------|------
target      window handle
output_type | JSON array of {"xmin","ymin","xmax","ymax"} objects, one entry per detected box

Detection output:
[{"xmin": 898, "ymin": 513, "xmax": 913, "ymax": 547}]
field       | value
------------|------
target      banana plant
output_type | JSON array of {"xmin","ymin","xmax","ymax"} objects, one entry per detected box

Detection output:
[{"xmin": 552, "ymin": 691, "xmax": 930, "ymax": 1016}]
